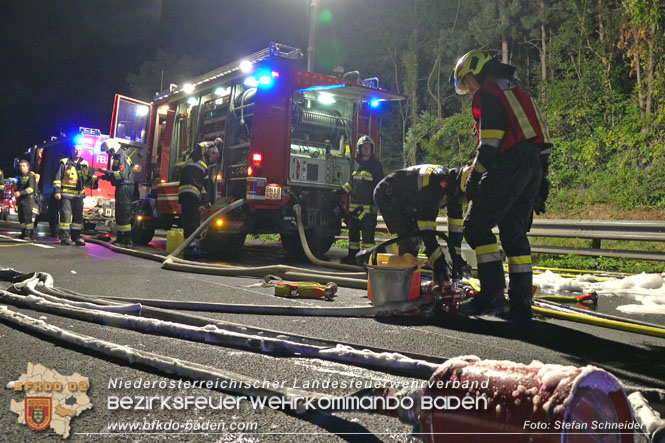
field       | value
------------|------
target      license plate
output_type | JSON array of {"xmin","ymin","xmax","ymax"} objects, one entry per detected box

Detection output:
[{"xmin": 265, "ymin": 185, "xmax": 282, "ymax": 200}]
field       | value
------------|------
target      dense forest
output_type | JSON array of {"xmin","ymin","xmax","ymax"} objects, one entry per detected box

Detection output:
[{"xmin": 129, "ymin": 0, "xmax": 665, "ymax": 217}]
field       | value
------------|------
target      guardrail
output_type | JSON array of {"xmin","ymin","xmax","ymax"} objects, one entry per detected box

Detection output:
[{"xmin": 371, "ymin": 217, "xmax": 665, "ymax": 262}]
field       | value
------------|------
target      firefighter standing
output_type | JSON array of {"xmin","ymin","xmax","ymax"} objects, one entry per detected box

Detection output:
[
  {"xmin": 0, "ymin": 169, "xmax": 4, "ymax": 192},
  {"xmin": 341, "ymin": 135, "xmax": 384, "ymax": 264},
  {"xmin": 450, "ymin": 50, "xmax": 552, "ymax": 321},
  {"xmin": 53, "ymin": 146, "xmax": 98, "ymax": 246},
  {"xmin": 14, "ymin": 160, "xmax": 38, "ymax": 239},
  {"xmin": 373, "ymin": 165, "xmax": 471, "ymax": 285},
  {"xmin": 100, "ymin": 139, "xmax": 135, "ymax": 248},
  {"xmin": 178, "ymin": 142, "xmax": 219, "ymax": 258}
]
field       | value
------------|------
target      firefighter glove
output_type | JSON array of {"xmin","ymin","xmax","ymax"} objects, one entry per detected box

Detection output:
[
  {"xmin": 465, "ymin": 170, "xmax": 483, "ymax": 201},
  {"xmin": 534, "ymin": 177, "xmax": 550, "ymax": 215},
  {"xmin": 452, "ymin": 255, "xmax": 471, "ymax": 279}
]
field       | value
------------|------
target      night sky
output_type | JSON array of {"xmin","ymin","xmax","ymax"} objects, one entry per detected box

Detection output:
[{"xmin": 0, "ymin": 0, "xmax": 352, "ymax": 174}]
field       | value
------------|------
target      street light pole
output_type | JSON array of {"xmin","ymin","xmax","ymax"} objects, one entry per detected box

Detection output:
[{"xmin": 307, "ymin": 0, "xmax": 318, "ymax": 72}]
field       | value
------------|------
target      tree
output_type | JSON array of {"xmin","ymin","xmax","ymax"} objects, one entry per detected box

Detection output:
[{"xmin": 126, "ymin": 51, "xmax": 208, "ymax": 102}]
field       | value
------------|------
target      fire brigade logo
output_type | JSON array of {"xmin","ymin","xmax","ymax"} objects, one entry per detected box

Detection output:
[{"xmin": 25, "ymin": 397, "xmax": 52, "ymax": 431}]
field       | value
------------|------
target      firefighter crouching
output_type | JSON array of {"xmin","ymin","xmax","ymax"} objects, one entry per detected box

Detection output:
[
  {"xmin": 178, "ymin": 142, "xmax": 219, "ymax": 258},
  {"xmin": 14, "ymin": 160, "xmax": 38, "ymax": 240},
  {"xmin": 450, "ymin": 49, "xmax": 552, "ymax": 322},
  {"xmin": 100, "ymin": 139, "xmax": 135, "ymax": 248},
  {"xmin": 340, "ymin": 135, "xmax": 384, "ymax": 265},
  {"xmin": 53, "ymin": 146, "xmax": 98, "ymax": 246},
  {"xmin": 373, "ymin": 165, "xmax": 471, "ymax": 286}
]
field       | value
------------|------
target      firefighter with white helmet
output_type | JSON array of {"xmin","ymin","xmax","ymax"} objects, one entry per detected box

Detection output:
[
  {"xmin": 450, "ymin": 49, "xmax": 552, "ymax": 322},
  {"xmin": 373, "ymin": 165, "xmax": 471, "ymax": 284},
  {"xmin": 340, "ymin": 135, "xmax": 384, "ymax": 264},
  {"xmin": 178, "ymin": 142, "xmax": 218, "ymax": 258},
  {"xmin": 100, "ymin": 138, "xmax": 135, "ymax": 248},
  {"xmin": 53, "ymin": 145, "xmax": 98, "ymax": 246}
]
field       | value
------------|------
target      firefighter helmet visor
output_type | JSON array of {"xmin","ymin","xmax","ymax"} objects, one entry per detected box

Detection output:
[{"xmin": 451, "ymin": 50, "xmax": 493, "ymax": 95}]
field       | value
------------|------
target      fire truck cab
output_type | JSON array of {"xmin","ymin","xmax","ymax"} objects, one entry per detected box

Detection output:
[{"xmin": 117, "ymin": 43, "xmax": 404, "ymax": 257}]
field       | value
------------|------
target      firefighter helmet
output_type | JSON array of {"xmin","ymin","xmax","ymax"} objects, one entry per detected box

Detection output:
[
  {"xmin": 450, "ymin": 50, "xmax": 493, "ymax": 95},
  {"xmin": 101, "ymin": 138, "xmax": 121, "ymax": 155},
  {"xmin": 356, "ymin": 135, "xmax": 375, "ymax": 152},
  {"xmin": 459, "ymin": 165, "xmax": 473, "ymax": 193}
]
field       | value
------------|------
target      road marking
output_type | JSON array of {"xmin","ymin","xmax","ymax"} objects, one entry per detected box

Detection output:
[{"xmin": 0, "ymin": 234, "xmax": 54, "ymax": 249}]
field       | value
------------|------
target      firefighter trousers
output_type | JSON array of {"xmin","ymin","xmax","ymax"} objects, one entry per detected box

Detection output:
[
  {"xmin": 347, "ymin": 212, "xmax": 377, "ymax": 251},
  {"xmin": 115, "ymin": 183, "xmax": 134, "ymax": 234},
  {"xmin": 179, "ymin": 193, "xmax": 201, "ymax": 239},
  {"xmin": 17, "ymin": 196, "xmax": 35, "ymax": 229},
  {"xmin": 463, "ymin": 142, "xmax": 542, "ymax": 305},
  {"xmin": 59, "ymin": 197, "xmax": 84, "ymax": 239}
]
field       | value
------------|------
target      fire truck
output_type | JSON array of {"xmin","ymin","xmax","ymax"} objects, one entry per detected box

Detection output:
[{"xmin": 111, "ymin": 43, "xmax": 405, "ymax": 257}]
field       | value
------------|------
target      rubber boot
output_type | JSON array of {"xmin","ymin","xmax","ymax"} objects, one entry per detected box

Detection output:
[
  {"xmin": 341, "ymin": 248, "xmax": 360, "ymax": 265},
  {"xmin": 71, "ymin": 231, "xmax": 86, "ymax": 246},
  {"xmin": 25, "ymin": 229, "xmax": 35, "ymax": 241},
  {"xmin": 459, "ymin": 260, "xmax": 508, "ymax": 315},
  {"xmin": 18, "ymin": 228, "xmax": 27, "ymax": 239},
  {"xmin": 120, "ymin": 231, "xmax": 133, "ymax": 248},
  {"xmin": 59, "ymin": 230, "xmax": 73, "ymax": 246},
  {"xmin": 505, "ymin": 272, "xmax": 533, "ymax": 322},
  {"xmin": 112, "ymin": 231, "xmax": 124, "ymax": 246}
]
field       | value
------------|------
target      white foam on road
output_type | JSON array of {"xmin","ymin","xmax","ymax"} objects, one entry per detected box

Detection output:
[{"xmin": 533, "ymin": 271, "xmax": 665, "ymax": 315}]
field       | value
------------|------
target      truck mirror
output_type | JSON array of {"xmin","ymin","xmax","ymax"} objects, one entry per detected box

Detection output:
[{"xmin": 13, "ymin": 158, "xmax": 20, "ymax": 174}]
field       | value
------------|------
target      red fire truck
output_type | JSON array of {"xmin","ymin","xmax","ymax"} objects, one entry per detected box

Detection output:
[{"xmin": 111, "ymin": 43, "xmax": 404, "ymax": 257}]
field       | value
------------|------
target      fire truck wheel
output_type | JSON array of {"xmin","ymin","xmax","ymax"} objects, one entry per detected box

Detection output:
[
  {"xmin": 132, "ymin": 218, "xmax": 155, "ymax": 245},
  {"xmin": 200, "ymin": 232, "xmax": 246, "ymax": 259},
  {"xmin": 280, "ymin": 233, "xmax": 335, "ymax": 259}
]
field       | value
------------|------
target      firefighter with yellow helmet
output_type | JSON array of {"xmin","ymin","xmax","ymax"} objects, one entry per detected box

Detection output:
[
  {"xmin": 340, "ymin": 135, "xmax": 384, "ymax": 264},
  {"xmin": 373, "ymin": 165, "xmax": 471, "ymax": 285},
  {"xmin": 450, "ymin": 49, "xmax": 552, "ymax": 322}
]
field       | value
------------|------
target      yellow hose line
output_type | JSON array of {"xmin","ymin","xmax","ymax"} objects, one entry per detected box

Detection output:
[
  {"xmin": 534, "ymin": 295, "xmax": 584, "ymax": 303},
  {"xmin": 533, "ymin": 306, "xmax": 665, "ymax": 339}
]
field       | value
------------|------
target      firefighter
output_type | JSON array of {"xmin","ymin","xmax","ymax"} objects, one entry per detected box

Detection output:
[
  {"xmin": 450, "ymin": 49, "xmax": 552, "ymax": 321},
  {"xmin": 178, "ymin": 142, "xmax": 219, "ymax": 258},
  {"xmin": 373, "ymin": 165, "xmax": 471, "ymax": 285},
  {"xmin": 14, "ymin": 160, "xmax": 38, "ymax": 240},
  {"xmin": 53, "ymin": 145, "xmax": 98, "ymax": 246},
  {"xmin": 100, "ymin": 139, "xmax": 135, "ymax": 248},
  {"xmin": 0, "ymin": 169, "xmax": 4, "ymax": 192},
  {"xmin": 340, "ymin": 135, "xmax": 384, "ymax": 264}
]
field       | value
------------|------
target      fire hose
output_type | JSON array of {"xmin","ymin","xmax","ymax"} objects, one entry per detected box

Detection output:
[{"xmin": 0, "ymin": 304, "xmax": 653, "ymax": 443}]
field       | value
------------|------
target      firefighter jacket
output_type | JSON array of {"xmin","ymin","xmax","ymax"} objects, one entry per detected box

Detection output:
[
  {"xmin": 178, "ymin": 159, "xmax": 209, "ymax": 203},
  {"xmin": 0, "ymin": 169, "xmax": 4, "ymax": 191},
  {"xmin": 396, "ymin": 164, "xmax": 465, "ymax": 255},
  {"xmin": 472, "ymin": 77, "xmax": 552, "ymax": 165},
  {"xmin": 53, "ymin": 158, "xmax": 96, "ymax": 198},
  {"xmin": 16, "ymin": 171, "xmax": 38, "ymax": 200},
  {"xmin": 108, "ymin": 150, "xmax": 134, "ymax": 186},
  {"xmin": 343, "ymin": 156, "xmax": 384, "ymax": 217}
]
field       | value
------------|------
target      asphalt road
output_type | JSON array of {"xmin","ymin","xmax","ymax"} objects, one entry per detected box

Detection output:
[{"xmin": 1, "ymin": 221, "xmax": 663, "ymax": 442}]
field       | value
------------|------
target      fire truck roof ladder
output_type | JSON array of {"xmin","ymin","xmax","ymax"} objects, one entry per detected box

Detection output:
[{"xmin": 154, "ymin": 42, "xmax": 303, "ymax": 101}]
